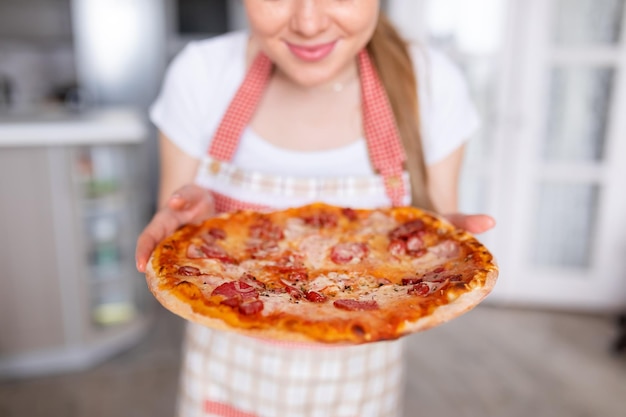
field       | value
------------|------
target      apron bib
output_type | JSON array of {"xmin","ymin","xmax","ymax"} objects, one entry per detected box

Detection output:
[{"xmin": 177, "ymin": 50, "xmax": 409, "ymax": 417}]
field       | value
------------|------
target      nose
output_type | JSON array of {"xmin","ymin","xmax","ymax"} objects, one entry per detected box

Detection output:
[{"xmin": 290, "ymin": 0, "xmax": 330, "ymax": 38}]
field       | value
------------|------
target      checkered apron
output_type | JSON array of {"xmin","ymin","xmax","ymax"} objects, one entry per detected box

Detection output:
[{"xmin": 178, "ymin": 51, "xmax": 409, "ymax": 417}]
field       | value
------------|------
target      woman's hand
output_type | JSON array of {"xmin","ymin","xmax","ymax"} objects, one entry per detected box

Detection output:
[
  {"xmin": 444, "ymin": 213, "xmax": 496, "ymax": 235},
  {"xmin": 135, "ymin": 184, "xmax": 215, "ymax": 273}
]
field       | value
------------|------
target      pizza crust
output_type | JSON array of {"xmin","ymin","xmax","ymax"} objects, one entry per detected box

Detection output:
[{"xmin": 399, "ymin": 266, "xmax": 498, "ymax": 335}]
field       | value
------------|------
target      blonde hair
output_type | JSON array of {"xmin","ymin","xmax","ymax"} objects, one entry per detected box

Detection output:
[{"xmin": 366, "ymin": 14, "xmax": 434, "ymax": 210}]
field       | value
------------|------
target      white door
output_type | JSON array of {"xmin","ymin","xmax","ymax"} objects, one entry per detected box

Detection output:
[
  {"xmin": 503, "ymin": 0, "xmax": 626, "ymax": 310},
  {"xmin": 389, "ymin": 0, "xmax": 626, "ymax": 311}
]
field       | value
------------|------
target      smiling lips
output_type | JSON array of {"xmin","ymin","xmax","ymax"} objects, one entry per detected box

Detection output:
[{"xmin": 286, "ymin": 41, "xmax": 337, "ymax": 62}]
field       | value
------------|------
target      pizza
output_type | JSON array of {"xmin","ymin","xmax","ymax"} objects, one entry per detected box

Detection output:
[{"xmin": 146, "ymin": 203, "xmax": 498, "ymax": 344}]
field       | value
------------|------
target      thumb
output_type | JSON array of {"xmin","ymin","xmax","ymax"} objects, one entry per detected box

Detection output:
[
  {"xmin": 167, "ymin": 184, "xmax": 204, "ymax": 211},
  {"xmin": 444, "ymin": 213, "xmax": 495, "ymax": 234}
]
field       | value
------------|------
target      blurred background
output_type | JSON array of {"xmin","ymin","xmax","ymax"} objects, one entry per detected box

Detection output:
[{"xmin": 0, "ymin": 0, "xmax": 624, "ymax": 416}]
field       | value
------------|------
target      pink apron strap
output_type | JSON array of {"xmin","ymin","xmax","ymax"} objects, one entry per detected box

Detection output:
[
  {"xmin": 358, "ymin": 50, "xmax": 407, "ymax": 206},
  {"xmin": 208, "ymin": 50, "xmax": 407, "ymax": 207},
  {"xmin": 208, "ymin": 53, "xmax": 273, "ymax": 161}
]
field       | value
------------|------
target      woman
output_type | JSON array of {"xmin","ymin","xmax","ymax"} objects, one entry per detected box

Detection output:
[{"xmin": 136, "ymin": 1, "xmax": 494, "ymax": 416}]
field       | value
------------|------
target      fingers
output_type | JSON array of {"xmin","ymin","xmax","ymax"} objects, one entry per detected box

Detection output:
[
  {"xmin": 135, "ymin": 233, "xmax": 155, "ymax": 273},
  {"xmin": 167, "ymin": 184, "xmax": 205, "ymax": 211},
  {"xmin": 166, "ymin": 184, "xmax": 215, "ymax": 226},
  {"xmin": 173, "ymin": 190, "xmax": 215, "ymax": 226},
  {"xmin": 135, "ymin": 210, "xmax": 182, "ymax": 272},
  {"xmin": 136, "ymin": 186, "xmax": 215, "ymax": 272},
  {"xmin": 168, "ymin": 194, "xmax": 187, "ymax": 210},
  {"xmin": 466, "ymin": 214, "xmax": 496, "ymax": 234},
  {"xmin": 445, "ymin": 213, "xmax": 496, "ymax": 234}
]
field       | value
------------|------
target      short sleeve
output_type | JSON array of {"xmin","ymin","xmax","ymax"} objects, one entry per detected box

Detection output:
[
  {"xmin": 412, "ymin": 46, "xmax": 481, "ymax": 165},
  {"xmin": 149, "ymin": 43, "xmax": 217, "ymax": 159}
]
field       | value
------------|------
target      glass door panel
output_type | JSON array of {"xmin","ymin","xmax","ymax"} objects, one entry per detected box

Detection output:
[
  {"xmin": 553, "ymin": 0, "xmax": 624, "ymax": 45},
  {"xmin": 544, "ymin": 67, "xmax": 615, "ymax": 162},
  {"xmin": 530, "ymin": 182, "xmax": 600, "ymax": 269}
]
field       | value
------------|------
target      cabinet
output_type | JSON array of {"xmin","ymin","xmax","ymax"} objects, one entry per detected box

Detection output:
[{"xmin": 0, "ymin": 108, "xmax": 153, "ymax": 377}]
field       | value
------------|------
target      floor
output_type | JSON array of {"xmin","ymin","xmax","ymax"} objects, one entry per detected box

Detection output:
[{"xmin": 0, "ymin": 305, "xmax": 624, "ymax": 417}]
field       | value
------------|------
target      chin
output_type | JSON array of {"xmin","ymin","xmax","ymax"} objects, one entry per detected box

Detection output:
[{"xmin": 282, "ymin": 61, "xmax": 348, "ymax": 89}]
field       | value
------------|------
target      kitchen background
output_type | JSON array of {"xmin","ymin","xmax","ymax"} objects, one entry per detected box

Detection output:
[{"xmin": 0, "ymin": 0, "xmax": 624, "ymax": 416}]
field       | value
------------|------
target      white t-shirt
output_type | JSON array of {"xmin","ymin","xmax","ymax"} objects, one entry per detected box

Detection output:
[{"xmin": 150, "ymin": 31, "xmax": 480, "ymax": 177}]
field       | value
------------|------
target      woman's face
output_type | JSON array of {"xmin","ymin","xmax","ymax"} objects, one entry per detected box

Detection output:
[{"xmin": 244, "ymin": 0, "xmax": 380, "ymax": 87}]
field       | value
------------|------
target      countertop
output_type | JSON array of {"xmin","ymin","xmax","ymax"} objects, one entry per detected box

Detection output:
[{"xmin": 0, "ymin": 106, "xmax": 148, "ymax": 147}]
